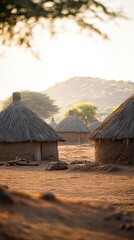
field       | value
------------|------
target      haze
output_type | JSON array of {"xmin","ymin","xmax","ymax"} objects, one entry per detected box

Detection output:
[{"xmin": 0, "ymin": 0, "xmax": 134, "ymax": 100}]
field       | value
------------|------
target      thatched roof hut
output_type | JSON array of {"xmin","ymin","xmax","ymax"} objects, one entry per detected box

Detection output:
[
  {"xmin": 0, "ymin": 92, "xmax": 64, "ymax": 162},
  {"xmin": 55, "ymin": 110, "xmax": 89, "ymax": 144},
  {"xmin": 88, "ymin": 119, "xmax": 101, "ymax": 132},
  {"xmin": 49, "ymin": 118, "xmax": 57, "ymax": 129},
  {"xmin": 89, "ymin": 95, "xmax": 134, "ymax": 165}
]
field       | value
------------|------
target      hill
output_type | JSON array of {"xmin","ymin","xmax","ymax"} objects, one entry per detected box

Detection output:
[
  {"xmin": 0, "ymin": 100, "xmax": 3, "ymax": 110},
  {"xmin": 44, "ymin": 77, "xmax": 134, "ymax": 121}
]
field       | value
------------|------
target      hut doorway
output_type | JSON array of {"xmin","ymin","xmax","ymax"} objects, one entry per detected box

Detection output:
[{"xmin": 34, "ymin": 143, "xmax": 41, "ymax": 161}]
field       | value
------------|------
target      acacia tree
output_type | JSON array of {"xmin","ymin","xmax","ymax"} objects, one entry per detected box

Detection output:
[
  {"xmin": 2, "ymin": 91, "xmax": 59, "ymax": 119},
  {"xmin": 0, "ymin": 0, "xmax": 123, "ymax": 50},
  {"xmin": 65, "ymin": 102, "xmax": 97, "ymax": 125}
]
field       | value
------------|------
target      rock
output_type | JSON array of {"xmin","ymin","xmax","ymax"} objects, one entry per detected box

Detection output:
[
  {"xmin": 0, "ymin": 187, "xmax": 14, "ymax": 204},
  {"xmin": 45, "ymin": 161, "xmax": 68, "ymax": 171},
  {"xmin": 40, "ymin": 192, "xmax": 57, "ymax": 202},
  {"xmin": 71, "ymin": 160, "xmax": 91, "ymax": 164}
]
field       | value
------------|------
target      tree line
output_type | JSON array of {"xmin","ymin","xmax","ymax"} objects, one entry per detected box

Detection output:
[{"xmin": 1, "ymin": 91, "xmax": 97, "ymax": 124}]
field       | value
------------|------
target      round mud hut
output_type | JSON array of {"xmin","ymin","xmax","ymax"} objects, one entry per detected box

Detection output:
[
  {"xmin": 55, "ymin": 110, "xmax": 89, "ymax": 144},
  {"xmin": 0, "ymin": 92, "xmax": 64, "ymax": 162},
  {"xmin": 88, "ymin": 119, "xmax": 101, "ymax": 132},
  {"xmin": 49, "ymin": 118, "xmax": 57, "ymax": 129},
  {"xmin": 89, "ymin": 95, "xmax": 134, "ymax": 165}
]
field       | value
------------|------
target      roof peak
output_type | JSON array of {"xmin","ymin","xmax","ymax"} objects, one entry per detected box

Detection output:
[
  {"xmin": 69, "ymin": 110, "xmax": 75, "ymax": 116},
  {"xmin": 13, "ymin": 92, "xmax": 21, "ymax": 102}
]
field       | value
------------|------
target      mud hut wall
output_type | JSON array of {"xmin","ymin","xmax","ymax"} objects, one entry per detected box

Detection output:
[
  {"xmin": 0, "ymin": 142, "xmax": 35, "ymax": 161},
  {"xmin": 34, "ymin": 142, "xmax": 41, "ymax": 161},
  {"xmin": 80, "ymin": 133, "xmax": 89, "ymax": 144},
  {"xmin": 41, "ymin": 142, "xmax": 58, "ymax": 161},
  {"xmin": 95, "ymin": 140, "xmax": 134, "ymax": 165},
  {"xmin": 58, "ymin": 132, "xmax": 89, "ymax": 144}
]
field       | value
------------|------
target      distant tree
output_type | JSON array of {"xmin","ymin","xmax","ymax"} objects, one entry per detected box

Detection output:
[
  {"xmin": 0, "ymin": 0, "xmax": 123, "ymax": 51},
  {"xmin": 96, "ymin": 112, "xmax": 108, "ymax": 122},
  {"xmin": 2, "ymin": 91, "xmax": 59, "ymax": 119},
  {"xmin": 65, "ymin": 102, "xmax": 97, "ymax": 125}
]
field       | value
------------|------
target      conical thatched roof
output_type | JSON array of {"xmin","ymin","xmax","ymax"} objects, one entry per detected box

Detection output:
[
  {"xmin": 88, "ymin": 119, "xmax": 101, "ymax": 132},
  {"xmin": 49, "ymin": 118, "xmax": 57, "ymax": 129},
  {"xmin": 0, "ymin": 92, "xmax": 64, "ymax": 142},
  {"xmin": 89, "ymin": 95, "xmax": 134, "ymax": 140},
  {"xmin": 55, "ymin": 111, "xmax": 89, "ymax": 133}
]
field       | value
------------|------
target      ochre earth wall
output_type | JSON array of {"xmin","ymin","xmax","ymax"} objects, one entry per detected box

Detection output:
[
  {"xmin": 41, "ymin": 142, "xmax": 59, "ymax": 161},
  {"xmin": 0, "ymin": 142, "xmax": 59, "ymax": 162},
  {"xmin": 95, "ymin": 140, "xmax": 134, "ymax": 165},
  {"xmin": 0, "ymin": 142, "xmax": 35, "ymax": 161}
]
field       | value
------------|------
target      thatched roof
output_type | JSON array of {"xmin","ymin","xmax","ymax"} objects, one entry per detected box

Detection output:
[
  {"xmin": 0, "ymin": 92, "xmax": 64, "ymax": 143},
  {"xmin": 55, "ymin": 111, "xmax": 89, "ymax": 133},
  {"xmin": 49, "ymin": 118, "xmax": 57, "ymax": 129},
  {"xmin": 88, "ymin": 119, "xmax": 101, "ymax": 132},
  {"xmin": 89, "ymin": 95, "xmax": 134, "ymax": 140}
]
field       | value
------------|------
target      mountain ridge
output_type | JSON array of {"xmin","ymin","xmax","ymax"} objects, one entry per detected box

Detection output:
[{"xmin": 44, "ymin": 77, "xmax": 134, "ymax": 121}]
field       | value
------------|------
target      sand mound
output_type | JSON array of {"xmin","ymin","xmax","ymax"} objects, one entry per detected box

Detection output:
[
  {"xmin": 69, "ymin": 162, "xmax": 126, "ymax": 173},
  {"xmin": 0, "ymin": 186, "xmax": 133, "ymax": 240}
]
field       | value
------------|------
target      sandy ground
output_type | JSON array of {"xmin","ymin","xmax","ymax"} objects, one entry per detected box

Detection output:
[{"xmin": 0, "ymin": 144, "xmax": 134, "ymax": 239}]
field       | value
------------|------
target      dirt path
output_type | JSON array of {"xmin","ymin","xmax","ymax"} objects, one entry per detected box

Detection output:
[{"xmin": 0, "ymin": 144, "xmax": 133, "ymax": 213}]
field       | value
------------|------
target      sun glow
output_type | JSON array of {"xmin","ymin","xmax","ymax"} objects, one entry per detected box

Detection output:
[{"xmin": 0, "ymin": 0, "xmax": 134, "ymax": 100}]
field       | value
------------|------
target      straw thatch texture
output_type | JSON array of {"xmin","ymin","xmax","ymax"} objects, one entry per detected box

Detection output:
[
  {"xmin": 0, "ymin": 92, "xmax": 64, "ymax": 162},
  {"xmin": 55, "ymin": 115, "xmax": 89, "ymax": 133},
  {"xmin": 89, "ymin": 95, "xmax": 134, "ymax": 140},
  {"xmin": 0, "ymin": 102, "xmax": 64, "ymax": 142},
  {"xmin": 55, "ymin": 113, "xmax": 89, "ymax": 144},
  {"xmin": 89, "ymin": 95, "xmax": 134, "ymax": 165}
]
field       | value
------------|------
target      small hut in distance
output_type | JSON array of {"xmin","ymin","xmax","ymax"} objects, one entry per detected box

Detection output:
[
  {"xmin": 89, "ymin": 94, "xmax": 134, "ymax": 165},
  {"xmin": 49, "ymin": 118, "xmax": 57, "ymax": 129},
  {"xmin": 0, "ymin": 92, "xmax": 64, "ymax": 162},
  {"xmin": 88, "ymin": 119, "xmax": 101, "ymax": 132},
  {"xmin": 55, "ymin": 110, "xmax": 89, "ymax": 144}
]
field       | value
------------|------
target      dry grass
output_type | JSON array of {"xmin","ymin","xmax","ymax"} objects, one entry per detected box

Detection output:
[{"xmin": 0, "ymin": 144, "xmax": 133, "ymax": 213}]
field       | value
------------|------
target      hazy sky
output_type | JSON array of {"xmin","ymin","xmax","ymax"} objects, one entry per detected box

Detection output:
[{"xmin": 0, "ymin": 0, "xmax": 134, "ymax": 100}]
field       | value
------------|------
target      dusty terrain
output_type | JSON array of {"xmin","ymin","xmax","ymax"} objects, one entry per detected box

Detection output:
[{"xmin": 0, "ymin": 144, "xmax": 133, "ymax": 239}]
